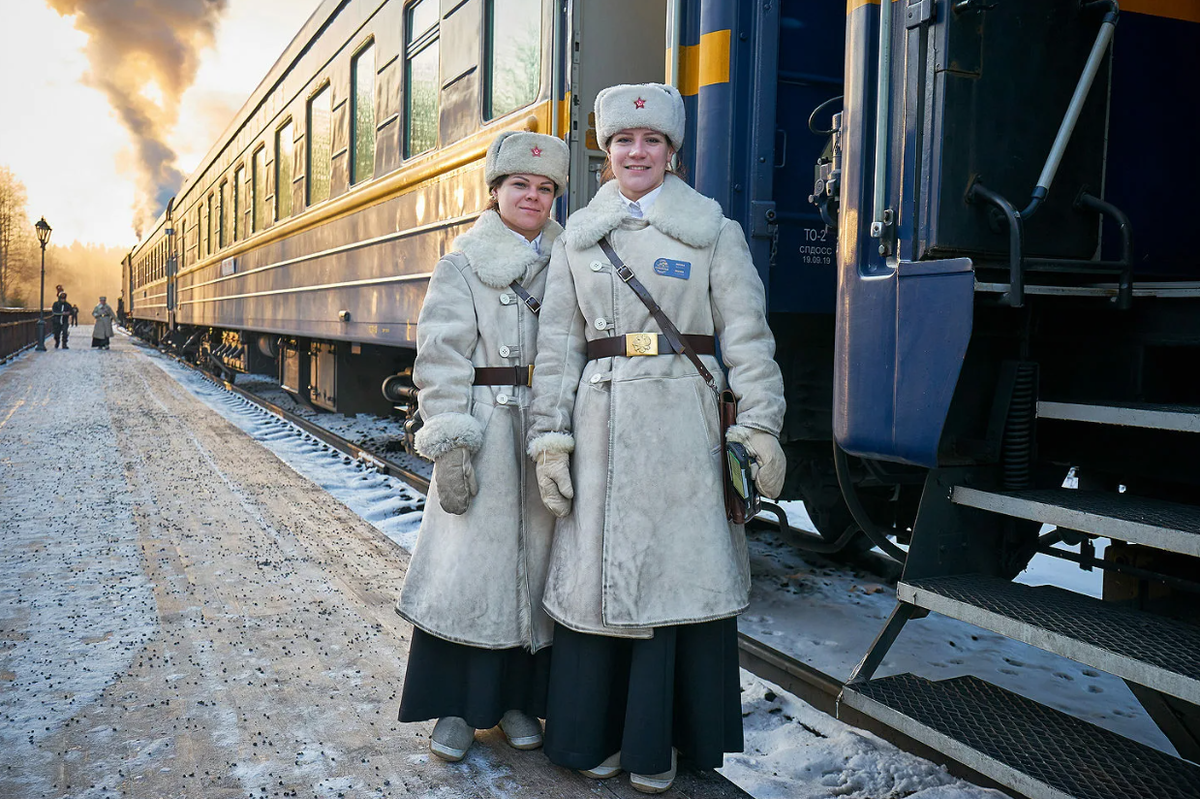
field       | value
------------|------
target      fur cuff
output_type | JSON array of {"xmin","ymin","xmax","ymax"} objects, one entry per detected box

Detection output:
[
  {"xmin": 527, "ymin": 431, "xmax": 575, "ymax": 459},
  {"xmin": 725, "ymin": 424, "xmax": 774, "ymax": 447},
  {"xmin": 415, "ymin": 412, "xmax": 484, "ymax": 459}
]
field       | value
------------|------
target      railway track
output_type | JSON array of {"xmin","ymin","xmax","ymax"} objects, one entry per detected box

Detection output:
[{"xmin": 167, "ymin": 348, "xmax": 1008, "ymax": 795}]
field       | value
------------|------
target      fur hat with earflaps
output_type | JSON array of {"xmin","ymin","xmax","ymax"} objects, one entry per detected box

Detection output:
[
  {"xmin": 484, "ymin": 131, "xmax": 570, "ymax": 197},
  {"xmin": 594, "ymin": 82, "xmax": 685, "ymax": 153}
]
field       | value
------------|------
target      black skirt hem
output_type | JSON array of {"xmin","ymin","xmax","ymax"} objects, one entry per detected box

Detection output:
[
  {"xmin": 542, "ymin": 618, "xmax": 743, "ymax": 774},
  {"xmin": 398, "ymin": 628, "xmax": 550, "ymax": 730}
]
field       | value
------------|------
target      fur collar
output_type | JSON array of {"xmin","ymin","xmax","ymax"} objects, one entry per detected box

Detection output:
[
  {"xmin": 454, "ymin": 210, "xmax": 563, "ymax": 289},
  {"xmin": 562, "ymin": 173, "xmax": 725, "ymax": 250}
]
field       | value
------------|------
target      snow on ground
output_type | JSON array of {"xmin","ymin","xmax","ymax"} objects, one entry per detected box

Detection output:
[
  {"xmin": 726, "ymin": 672, "xmax": 1007, "ymax": 799},
  {"xmin": 144, "ymin": 352, "xmax": 427, "ymax": 553},
  {"xmin": 745, "ymin": 503, "xmax": 1174, "ymax": 755},
  {"xmin": 0, "ymin": 336, "xmax": 159, "ymax": 753},
  {"xmin": 136, "ymin": 345, "xmax": 1012, "ymax": 798}
]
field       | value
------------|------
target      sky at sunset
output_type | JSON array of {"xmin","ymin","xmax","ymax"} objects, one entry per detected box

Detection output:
[{"xmin": 0, "ymin": 0, "xmax": 322, "ymax": 248}]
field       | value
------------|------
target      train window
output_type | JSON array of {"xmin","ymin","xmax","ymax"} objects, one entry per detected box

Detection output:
[
  {"xmin": 276, "ymin": 121, "xmax": 294, "ymax": 220},
  {"xmin": 179, "ymin": 221, "xmax": 185, "ymax": 270},
  {"xmin": 233, "ymin": 166, "xmax": 245, "ymax": 242},
  {"xmin": 253, "ymin": 146, "xmax": 266, "ymax": 232},
  {"xmin": 351, "ymin": 42, "xmax": 376, "ymax": 185},
  {"xmin": 408, "ymin": 0, "xmax": 437, "ymax": 39},
  {"xmin": 308, "ymin": 84, "xmax": 332, "ymax": 205},
  {"xmin": 205, "ymin": 195, "xmax": 213, "ymax": 259},
  {"xmin": 484, "ymin": 0, "xmax": 541, "ymax": 119},
  {"xmin": 219, "ymin": 180, "xmax": 229, "ymax": 250},
  {"xmin": 404, "ymin": 0, "xmax": 439, "ymax": 157}
]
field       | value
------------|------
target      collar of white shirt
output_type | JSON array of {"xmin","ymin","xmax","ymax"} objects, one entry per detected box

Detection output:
[
  {"xmin": 507, "ymin": 227, "xmax": 543, "ymax": 256},
  {"xmin": 620, "ymin": 182, "xmax": 665, "ymax": 218}
]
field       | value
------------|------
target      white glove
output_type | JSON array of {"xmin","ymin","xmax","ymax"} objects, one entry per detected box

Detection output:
[
  {"xmin": 733, "ymin": 428, "xmax": 786, "ymax": 500},
  {"xmin": 536, "ymin": 451, "xmax": 574, "ymax": 518},
  {"xmin": 434, "ymin": 446, "xmax": 478, "ymax": 515}
]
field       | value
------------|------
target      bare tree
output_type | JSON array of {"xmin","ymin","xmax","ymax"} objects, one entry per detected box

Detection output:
[{"xmin": 0, "ymin": 166, "xmax": 32, "ymax": 305}]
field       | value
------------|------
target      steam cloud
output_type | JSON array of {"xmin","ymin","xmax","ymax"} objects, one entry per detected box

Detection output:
[{"xmin": 48, "ymin": 0, "xmax": 230, "ymax": 237}]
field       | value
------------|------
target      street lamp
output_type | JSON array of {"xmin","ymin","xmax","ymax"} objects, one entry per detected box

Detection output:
[{"xmin": 34, "ymin": 216, "xmax": 52, "ymax": 351}]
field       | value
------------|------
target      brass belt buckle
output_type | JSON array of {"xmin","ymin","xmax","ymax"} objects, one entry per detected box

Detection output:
[
  {"xmin": 526, "ymin": 364, "xmax": 534, "ymax": 385},
  {"xmin": 625, "ymin": 332, "xmax": 658, "ymax": 357}
]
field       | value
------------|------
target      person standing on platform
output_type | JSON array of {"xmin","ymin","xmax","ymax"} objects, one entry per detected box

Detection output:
[
  {"xmin": 396, "ymin": 131, "xmax": 570, "ymax": 763},
  {"xmin": 51, "ymin": 292, "xmax": 72, "ymax": 349},
  {"xmin": 527, "ymin": 83, "xmax": 787, "ymax": 793},
  {"xmin": 91, "ymin": 296, "xmax": 116, "ymax": 349},
  {"xmin": 70, "ymin": 304, "xmax": 79, "ymax": 327}
]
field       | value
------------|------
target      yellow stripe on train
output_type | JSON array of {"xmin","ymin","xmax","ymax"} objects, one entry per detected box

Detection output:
[
  {"xmin": 175, "ymin": 101, "xmax": 553, "ymax": 279},
  {"xmin": 670, "ymin": 29, "xmax": 732, "ymax": 97}
]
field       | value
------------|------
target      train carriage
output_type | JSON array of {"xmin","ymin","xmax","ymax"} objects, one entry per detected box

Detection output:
[{"xmin": 127, "ymin": 1, "xmax": 1200, "ymax": 796}]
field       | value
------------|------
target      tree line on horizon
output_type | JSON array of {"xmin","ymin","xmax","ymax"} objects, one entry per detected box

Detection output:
[{"xmin": 0, "ymin": 166, "xmax": 125, "ymax": 312}]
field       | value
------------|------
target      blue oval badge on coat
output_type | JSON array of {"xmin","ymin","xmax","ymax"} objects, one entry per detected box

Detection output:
[{"xmin": 653, "ymin": 258, "xmax": 691, "ymax": 280}]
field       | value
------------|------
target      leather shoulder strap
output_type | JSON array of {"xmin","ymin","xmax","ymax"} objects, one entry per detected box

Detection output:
[
  {"xmin": 597, "ymin": 236, "xmax": 717, "ymax": 393},
  {"xmin": 508, "ymin": 280, "xmax": 541, "ymax": 315}
]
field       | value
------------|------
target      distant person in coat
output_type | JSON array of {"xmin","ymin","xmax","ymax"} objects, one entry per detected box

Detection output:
[
  {"xmin": 51, "ymin": 292, "xmax": 71, "ymax": 349},
  {"xmin": 395, "ymin": 131, "xmax": 570, "ymax": 763},
  {"xmin": 528, "ymin": 83, "xmax": 787, "ymax": 793},
  {"xmin": 91, "ymin": 296, "xmax": 116, "ymax": 349},
  {"xmin": 70, "ymin": 305, "xmax": 79, "ymax": 326}
]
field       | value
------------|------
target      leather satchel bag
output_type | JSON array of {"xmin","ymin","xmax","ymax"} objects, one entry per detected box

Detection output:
[{"xmin": 597, "ymin": 237, "xmax": 757, "ymax": 524}]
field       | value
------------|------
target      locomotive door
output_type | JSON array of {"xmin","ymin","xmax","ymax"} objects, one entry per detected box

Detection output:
[{"xmin": 565, "ymin": 0, "xmax": 669, "ymax": 213}]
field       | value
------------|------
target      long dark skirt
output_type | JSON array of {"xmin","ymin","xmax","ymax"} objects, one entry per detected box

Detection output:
[
  {"xmin": 91, "ymin": 337, "xmax": 110, "ymax": 349},
  {"xmin": 398, "ymin": 628, "xmax": 551, "ymax": 730},
  {"xmin": 543, "ymin": 617, "xmax": 743, "ymax": 775}
]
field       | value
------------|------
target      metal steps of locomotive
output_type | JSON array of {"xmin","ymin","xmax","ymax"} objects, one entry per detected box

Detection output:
[
  {"xmin": 1037, "ymin": 400, "xmax": 1200, "ymax": 433},
  {"xmin": 951, "ymin": 486, "xmax": 1200, "ymax": 558},
  {"xmin": 896, "ymin": 574, "xmax": 1200, "ymax": 705},
  {"xmin": 841, "ymin": 673, "xmax": 1200, "ymax": 799}
]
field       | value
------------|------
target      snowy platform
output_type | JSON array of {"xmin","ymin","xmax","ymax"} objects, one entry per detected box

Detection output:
[
  {"xmin": 0, "ymin": 335, "xmax": 1009, "ymax": 799},
  {"xmin": 0, "ymin": 336, "xmax": 749, "ymax": 798}
]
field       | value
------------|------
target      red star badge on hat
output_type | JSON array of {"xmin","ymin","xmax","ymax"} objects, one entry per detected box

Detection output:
[
  {"xmin": 531, "ymin": 146, "xmax": 542, "ymax": 156},
  {"xmin": 634, "ymin": 97, "xmax": 646, "ymax": 109}
]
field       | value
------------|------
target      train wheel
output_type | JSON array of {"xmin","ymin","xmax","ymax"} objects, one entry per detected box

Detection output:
[{"xmin": 785, "ymin": 444, "xmax": 882, "ymax": 559}]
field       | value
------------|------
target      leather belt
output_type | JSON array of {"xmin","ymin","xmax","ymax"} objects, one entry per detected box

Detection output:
[
  {"xmin": 473, "ymin": 365, "xmax": 533, "ymax": 386},
  {"xmin": 586, "ymin": 333, "xmax": 715, "ymax": 360}
]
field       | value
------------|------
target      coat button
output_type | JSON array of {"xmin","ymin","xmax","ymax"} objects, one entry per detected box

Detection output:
[
  {"xmin": 499, "ymin": 345, "xmax": 511, "ymax": 357},
  {"xmin": 496, "ymin": 394, "xmax": 509, "ymax": 405},
  {"xmin": 499, "ymin": 293, "xmax": 512, "ymax": 305},
  {"xmin": 590, "ymin": 374, "xmax": 602, "ymax": 384},
  {"xmin": 590, "ymin": 261, "xmax": 606, "ymax": 272},
  {"xmin": 593, "ymin": 318, "xmax": 608, "ymax": 330}
]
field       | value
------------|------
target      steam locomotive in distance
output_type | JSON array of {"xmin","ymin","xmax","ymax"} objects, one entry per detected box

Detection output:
[{"xmin": 125, "ymin": 1, "xmax": 1200, "ymax": 795}]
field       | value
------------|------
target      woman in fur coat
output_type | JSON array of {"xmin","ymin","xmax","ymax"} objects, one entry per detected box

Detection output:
[
  {"xmin": 91, "ymin": 297, "xmax": 116, "ymax": 349},
  {"xmin": 527, "ymin": 83, "xmax": 787, "ymax": 792},
  {"xmin": 397, "ymin": 131, "xmax": 569, "ymax": 762}
]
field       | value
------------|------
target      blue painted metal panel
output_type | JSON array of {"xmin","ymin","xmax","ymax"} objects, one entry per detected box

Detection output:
[
  {"xmin": 833, "ymin": 0, "xmax": 975, "ymax": 467},
  {"xmin": 688, "ymin": 0, "xmax": 844, "ymax": 313},
  {"xmin": 769, "ymin": 0, "xmax": 846, "ymax": 314}
]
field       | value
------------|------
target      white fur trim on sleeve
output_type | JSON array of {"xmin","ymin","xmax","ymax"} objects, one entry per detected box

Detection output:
[
  {"xmin": 724, "ymin": 425, "xmax": 755, "ymax": 446},
  {"xmin": 415, "ymin": 412, "xmax": 484, "ymax": 459},
  {"xmin": 527, "ymin": 431, "xmax": 575, "ymax": 459}
]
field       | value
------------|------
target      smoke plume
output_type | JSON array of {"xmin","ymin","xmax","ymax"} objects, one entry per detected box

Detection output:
[{"xmin": 48, "ymin": 0, "xmax": 230, "ymax": 237}]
